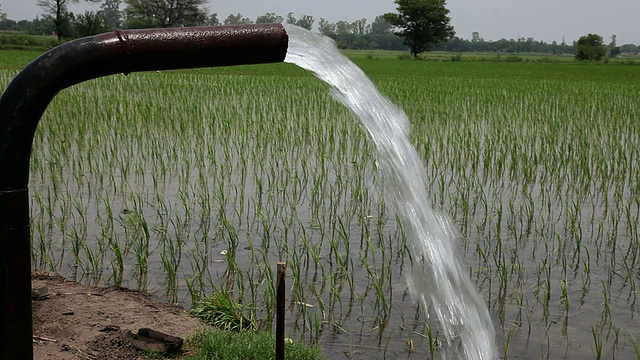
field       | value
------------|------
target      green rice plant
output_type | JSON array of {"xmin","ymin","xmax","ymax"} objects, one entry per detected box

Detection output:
[
  {"xmin": 503, "ymin": 328, "xmax": 513, "ymax": 360},
  {"xmin": 80, "ymin": 239, "xmax": 102, "ymax": 286},
  {"xmin": 118, "ymin": 202, "xmax": 151, "ymax": 291},
  {"xmin": 628, "ymin": 330, "xmax": 640, "ymax": 360},
  {"xmin": 68, "ymin": 227, "xmax": 82, "ymax": 280},
  {"xmin": 108, "ymin": 233, "xmax": 124, "ymax": 287},
  {"xmin": 600, "ymin": 280, "xmax": 612, "ymax": 324},
  {"xmin": 185, "ymin": 238, "xmax": 211, "ymax": 306},
  {"xmin": 426, "ymin": 323, "xmax": 440, "ymax": 360},
  {"xmin": 159, "ymin": 241, "xmax": 178, "ymax": 302},
  {"xmin": 592, "ymin": 326, "xmax": 603, "ymax": 360}
]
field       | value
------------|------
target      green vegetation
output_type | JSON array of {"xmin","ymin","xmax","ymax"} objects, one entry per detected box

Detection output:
[
  {"xmin": 124, "ymin": 0, "xmax": 208, "ymax": 28},
  {"xmin": 255, "ymin": 13, "xmax": 284, "ymax": 25},
  {"xmin": 184, "ymin": 289, "xmax": 320, "ymax": 359},
  {"xmin": 284, "ymin": 13, "xmax": 314, "ymax": 30},
  {"xmin": 190, "ymin": 290, "xmax": 257, "ymax": 332},
  {"xmin": 1, "ymin": 47, "xmax": 637, "ymax": 75},
  {"xmin": 0, "ymin": 33, "xmax": 58, "ymax": 51},
  {"xmin": 575, "ymin": 33, "xmax": 608, "ymax": 61},
  {"xmin": 0, "ymin": 50, "xmax": 42, "ymax": 69},
  {"xmin": 182, "ymin": 330, "xmax": 322, "ymax": 360},
  {"xmin": 1, "ymin": 48, "xmax": 639, "ymax": 358}
]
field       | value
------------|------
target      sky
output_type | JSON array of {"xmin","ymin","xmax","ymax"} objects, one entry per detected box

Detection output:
[{"xmin": 2, "ymin": 0, "xmax": 639, "ymax": 45}]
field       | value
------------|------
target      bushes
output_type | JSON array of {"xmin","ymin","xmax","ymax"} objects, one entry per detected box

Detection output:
[{"xmin": 0, "ymin": 33, "xmax": 59, "ymax": 51}]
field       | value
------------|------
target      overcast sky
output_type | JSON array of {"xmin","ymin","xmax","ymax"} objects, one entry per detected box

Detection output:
[{"xmin": 2, "ymin": 0, "xmax": 639, "ymax": 45}]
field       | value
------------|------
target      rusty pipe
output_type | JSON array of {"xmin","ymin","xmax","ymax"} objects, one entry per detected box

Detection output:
[{"xmin": 0, "ymin": 23, "xmax": 288, "ymax": 359}]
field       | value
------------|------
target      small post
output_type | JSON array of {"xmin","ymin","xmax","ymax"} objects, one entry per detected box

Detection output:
[{"xmin": 276, "ymin": 261, "xmax": 287, "ymax": 360}]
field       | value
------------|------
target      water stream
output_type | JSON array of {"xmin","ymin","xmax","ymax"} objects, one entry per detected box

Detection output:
[{"xmin": 284, "ymin": 25, "xmax": 496, "ymax": 360}]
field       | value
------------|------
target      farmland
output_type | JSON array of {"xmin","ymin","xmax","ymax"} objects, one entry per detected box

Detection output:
[{"xmin": 2, "ymin": 49, "xmax": 640, "ymax": 359}]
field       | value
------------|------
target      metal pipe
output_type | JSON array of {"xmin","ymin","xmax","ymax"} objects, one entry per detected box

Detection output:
[{"xmin": 0, "ymin": 23, "xmax": 288, "ymax": 359}]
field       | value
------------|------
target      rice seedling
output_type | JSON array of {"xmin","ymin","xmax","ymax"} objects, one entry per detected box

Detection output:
[
  {"xmin": 629, "ymin": 330, "xmax": 640, "ymax": 360},
  {"xmin": 3, "ymin": 54, "xmax": 636, "ymax": 359},
  {"xmin": 592, "ymin": 326, "xmax": 603, "ymax": 360}
]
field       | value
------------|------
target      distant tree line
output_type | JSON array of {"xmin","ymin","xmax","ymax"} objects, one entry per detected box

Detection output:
[
  {"xmin": 0, "ymin": 0, "xmax": 638, "ymax": 56},
  {"xmin": 437, "ymin": 36, "xmax": 578, "ymax": 54}
]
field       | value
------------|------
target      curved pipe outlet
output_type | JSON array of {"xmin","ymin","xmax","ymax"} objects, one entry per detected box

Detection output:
[{"xmin": 0, "ymin": 23, "xmax": 288, "ymax": 359}]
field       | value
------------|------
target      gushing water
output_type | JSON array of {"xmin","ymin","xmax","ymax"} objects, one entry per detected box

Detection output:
[{"xmin": 284, "ymin": 25, "xmax": 496, "ymax": 360}]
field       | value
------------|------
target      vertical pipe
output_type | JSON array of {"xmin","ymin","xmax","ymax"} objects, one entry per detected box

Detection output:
[
  {"xmin": 0, "ymin": 189, "xmax": 32, "ymax": 358},
  {"xmin": 276, "ymin": 261, "xmax": 287, "ymax": 360}
]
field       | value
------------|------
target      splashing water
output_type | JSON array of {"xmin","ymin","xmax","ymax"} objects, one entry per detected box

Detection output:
[{"xmin": 284, "ymin": 25, "xmax": 496, "ymax": 360}]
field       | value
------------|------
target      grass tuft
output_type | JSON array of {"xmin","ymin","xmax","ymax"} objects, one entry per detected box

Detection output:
[
  {"xmin": 181, "ymin": 330, "xmax": 323, "ymax": 360},
  {"xmin": 190, "ymin": 289, "xmax": 256, "ymax": 332}
]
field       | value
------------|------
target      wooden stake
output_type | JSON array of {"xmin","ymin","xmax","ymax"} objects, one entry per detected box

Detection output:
[{"xmin": 276, "ymin": 261, "xmax": 287, "ymax": 360}]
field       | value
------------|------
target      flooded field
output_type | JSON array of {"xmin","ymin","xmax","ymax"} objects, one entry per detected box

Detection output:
[{"xmin": 5, "ymin": 53, "xmax": 640, "ymax": 359}]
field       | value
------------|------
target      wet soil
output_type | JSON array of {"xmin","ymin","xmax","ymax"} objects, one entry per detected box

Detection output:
[{"xmin": 31, "ymin": 272, "xmax": 205, "ymax": 359}]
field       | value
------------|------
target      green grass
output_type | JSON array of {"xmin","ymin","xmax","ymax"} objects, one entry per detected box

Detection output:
[
  {"xmin": 190, "ymin": 289, "xmax": 257, "ymax": 332},
  {"xmin": 180, "ymin": 330, "xmax": 323, "ymax": 360},
  {"xmin": 172, "ymin": 55, "xmax": 640, "ymax": 85},
  {"xmin": 0, "ymin": 33, "xmax": 59, "ymax": 52},
  {"xmin": 2, "ymin": 46, "xmax": 638, "ymax": 82},
  {"xmin": 0, "ymin": 50, "xmax": 42, "ymax": 70}
]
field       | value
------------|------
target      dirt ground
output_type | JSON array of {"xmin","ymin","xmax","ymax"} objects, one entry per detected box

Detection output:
[{"xmin": 31, "ymin": 272, "xmax": 206, "ymax": 360}]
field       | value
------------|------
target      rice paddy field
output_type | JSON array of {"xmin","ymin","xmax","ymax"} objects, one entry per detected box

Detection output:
[{"xmin": 2, "ymin": 50, "xmax": 640, "ymax": 359}]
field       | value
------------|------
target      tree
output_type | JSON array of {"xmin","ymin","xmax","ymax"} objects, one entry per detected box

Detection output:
[
  {"xmin": 206, "ymin": 13, "xmax": 219, "ymax": 26},
  {"xmin": 255, "ymin": 12, "xmax": 283, "ymax": 24},
  {"xmin": 223, "ymin": 13, "xmax": 252, "ymax": 25},
  {"xmin": 352, "ymin": 18, "xmax": 369, "ymax": 36},
  {"xmin": 37, "ymin": 0, "xmax": 85, "ymax": 40},
  {"xmin": 620, "ymin": 43, "xmax": 639, "ymax": 54},
  {"xmin": 575, "ymin": 33, "xmax": 607, "ymax": 61},
  {"xmin": 123, "ymin": 0, "xmax": 207, "ymax": 28},
  {"xmin": 609, "ymin": 47, "xmax": 621, "ymax": 58},
  {"xmin": 100, "ymin": 0, "xmax": 122, "ymax": 29},
  {"xmin": 370, "ymin": 15, "xmax": 391, "ymax": 35},
  {"xmin": 72, "ymin": 10, "xmax": 110, "ymax": 37},
  {"xmin": 295, "ymin": 15, "xmax": 314, "ymax": 30},
  {"xmin": 383, "ymin": 0, "xmax": 455, "ymax": 58},
  {"xmin": 285, "ymin": 12, "xmax": 314, "ymax": 30},
  {"xmin": 0, "ymin": 18, "xmax": 16, "ymax": 30},
  {"xmin": 608, "ymin": 34, "xmax": 619, "ymax": 58},
  {"xmin": 318, "ymin": 18, "xmax": 336, "ymax": 36},
  {"xmin": 0, "ymin": 3, "xmax": 7, "ymax": 21},
  {"xmin": 286, "ymin": 12, "xmax": 296, "ymax": 25},
  {"xmin": 335, "ymin": 20, "xmax": 354, "ymax": 35}
]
